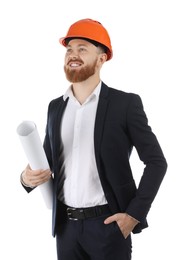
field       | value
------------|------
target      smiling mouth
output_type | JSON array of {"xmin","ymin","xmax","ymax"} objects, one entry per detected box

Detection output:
[
  {"xmin": 68, "ymin": 61, "xmax": 83, "ymax": 68},
  {"xmin": 70, "ymin": 63, "xmax": 81, "ymax": 68}
]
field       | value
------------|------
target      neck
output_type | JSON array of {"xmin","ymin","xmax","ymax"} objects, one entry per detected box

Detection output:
[{"xmin": 72, "ymin": 75, "xmax": 100, "ymax": 104}]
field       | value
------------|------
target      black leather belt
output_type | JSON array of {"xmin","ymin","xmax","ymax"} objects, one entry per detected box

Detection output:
[{"xmin": 65, "ymin": 204, "xmax": 111, "ymax": 220}]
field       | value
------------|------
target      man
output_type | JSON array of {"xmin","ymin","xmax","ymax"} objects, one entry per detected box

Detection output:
[{"xmin": 20, "ymin": 18, "xmax": 167, "ymax": 260}]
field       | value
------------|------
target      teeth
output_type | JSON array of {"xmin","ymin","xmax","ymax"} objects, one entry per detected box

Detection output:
[{"xmin": 70, "ymin": 63, "xmax": 80, "ymax": 67}]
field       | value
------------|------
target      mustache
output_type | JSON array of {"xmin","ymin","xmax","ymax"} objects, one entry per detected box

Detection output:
[{"xmin": 67, "ymin": 59, "xmax": 83, "ymax": 65}]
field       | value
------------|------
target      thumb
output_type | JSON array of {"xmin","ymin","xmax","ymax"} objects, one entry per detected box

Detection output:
[{"xmin": 104, "ymin": 214, "xmax": 117, "ymax": 225}]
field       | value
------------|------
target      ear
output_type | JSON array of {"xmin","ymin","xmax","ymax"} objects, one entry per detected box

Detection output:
[{"xmin": 99, "ymin": 53, "xmax": 107, "ymax": 64}]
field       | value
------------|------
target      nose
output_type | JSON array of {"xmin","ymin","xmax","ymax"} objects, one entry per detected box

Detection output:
[
  {"xmin": 68, "ymin": 48, "xmax": 79, "ymax": 58},
  {"xmin": 67, "ymin": 53, "xmax": 78, "ymax": 63},
  {"xmin": 70, "ymin": 56, "xmax": 77, "ymax": 60}
]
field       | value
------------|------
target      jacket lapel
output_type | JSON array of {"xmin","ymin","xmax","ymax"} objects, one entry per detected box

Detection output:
[
  {"xmin": 94, "ymin": 83, "xmax": 109, "ymax": 171},
  {"xmin": 53, "ymin": 97, "xmax": 69, "ymax": 164}
]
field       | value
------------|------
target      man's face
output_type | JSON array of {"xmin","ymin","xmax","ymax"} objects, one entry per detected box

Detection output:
[{"xmin": 64, "ymin": 39, "xmax": 100, "ymax": 83}]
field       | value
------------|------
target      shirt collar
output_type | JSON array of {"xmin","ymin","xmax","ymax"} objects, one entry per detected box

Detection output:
[{"xmin": 63, "ymin": 81, "xmax": 102, "ymax": 102}]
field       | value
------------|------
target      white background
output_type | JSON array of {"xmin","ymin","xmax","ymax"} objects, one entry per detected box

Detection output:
[{"xmin": 0, "ymin": 0, "xmax": 187, "ymax": 259}]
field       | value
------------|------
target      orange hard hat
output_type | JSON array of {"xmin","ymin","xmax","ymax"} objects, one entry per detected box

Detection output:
[{"xmin": 59, "ymin": 18, "xmax": 113, "ymax": 61}]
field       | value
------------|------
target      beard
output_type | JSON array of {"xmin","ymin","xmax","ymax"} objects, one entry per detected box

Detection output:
[{"xmin": 64, "ymin": 58, "xmax": 98, "ymax": 83}]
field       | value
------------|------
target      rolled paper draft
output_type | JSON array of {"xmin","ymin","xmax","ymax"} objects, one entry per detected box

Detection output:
[{"xmin": 17, "ymin": 120, "xmax": 53, "ymax": 209}]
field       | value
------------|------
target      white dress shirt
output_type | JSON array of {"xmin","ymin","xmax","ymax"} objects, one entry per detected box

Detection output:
[{"xmin": 59, "ymin": 82, "xmax": 107, "ymax": 208}]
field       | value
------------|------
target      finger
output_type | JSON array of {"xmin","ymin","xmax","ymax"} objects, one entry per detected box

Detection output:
[
  {"xmin": 27, "ymin": 169, "xmax": 51, "ymax": 186},
  {"xmin": 43, "ymin": 169, "xmax": 52, "ymax": 178},
  {"xmin": 31, "ymin": 172, "xmax": 51, "ymax": 184},
  {"xmin": 29, "ymin": 169, "xmax": 51, "ymax": 178},
  {"xmin": 30, "ymin": 176, "xmax": 50, "ymax": 187},
  {"xmin": 38, "ymin": 169, "xmax": 51, "ymax": 178}
]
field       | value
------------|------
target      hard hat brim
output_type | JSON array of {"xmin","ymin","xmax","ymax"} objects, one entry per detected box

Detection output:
[{"xmin": 59, "ymin": 36, "xmax": 112, "ymax": 61}]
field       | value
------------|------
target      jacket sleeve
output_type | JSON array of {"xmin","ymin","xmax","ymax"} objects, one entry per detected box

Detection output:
[
  {"xmin": 20, "ymin": 101, "xmax": 53, "ymax": 194},
  {"xmin": 125, "ymin": 94, "xmax": 167, "ymax": 223}
]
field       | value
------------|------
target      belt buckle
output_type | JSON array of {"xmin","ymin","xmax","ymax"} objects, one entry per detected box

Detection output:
[{"xmin": 67, "ymin": 207, "xmax": 78, "ymax": 221}]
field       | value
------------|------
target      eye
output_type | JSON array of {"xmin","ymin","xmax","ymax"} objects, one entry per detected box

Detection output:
[
  {"xmin": 66, "ymin": 48, "xmax": 72, "ymax": 54},
  {"xmin": 79, "ymin": 47, "xmax": 87, "ymax": 52}
]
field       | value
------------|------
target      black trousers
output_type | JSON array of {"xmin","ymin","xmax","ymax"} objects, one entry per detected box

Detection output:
[{"xmin": 56, "ymin": 211, "xmax": 132, "ymax": 260}]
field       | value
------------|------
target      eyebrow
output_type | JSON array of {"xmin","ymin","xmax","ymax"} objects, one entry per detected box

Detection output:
[{"xmin": 67, "ymin": 43, "xmax": 90, "ymax": 48}]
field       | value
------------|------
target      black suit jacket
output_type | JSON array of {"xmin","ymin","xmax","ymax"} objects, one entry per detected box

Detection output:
[{"xmin": 25, "ymin": 82, "xmax": 167, "ymax": 236}]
